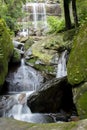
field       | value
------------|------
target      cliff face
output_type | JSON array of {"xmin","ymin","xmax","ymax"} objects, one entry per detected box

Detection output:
[{"xmin": 0, "ymin": 19, "xmax": 13, "ymax": 89}]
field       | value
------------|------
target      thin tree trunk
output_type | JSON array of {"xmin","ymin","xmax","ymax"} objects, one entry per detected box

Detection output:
[
  {"xmin": 63, "ymin": 0, "xmax": 72, "ymax": 29},
  {"xmin": 72, "ymin": 0, "xmax": 78, "ymax": 27}
]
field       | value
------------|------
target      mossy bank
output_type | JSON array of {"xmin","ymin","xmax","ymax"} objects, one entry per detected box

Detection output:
[
  {"xmin": 67, "ymin": 23, "xmax": 87, "ymax": 85},
  {"xmin": 73, "ymin": 82, "xmax": 87, "ymax": 119},
  {"xmin": 0, "ymin": 19, "xmax": 13, "ymax": 89},
  {"xmin": 1, "ymin": 118, "xmax": 87, "ymax": 130}
]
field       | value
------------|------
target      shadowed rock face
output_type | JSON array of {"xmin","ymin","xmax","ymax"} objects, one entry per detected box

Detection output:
[{"xmin": 27, "ymin": 77, "xmax": 74, "ymax": 114}]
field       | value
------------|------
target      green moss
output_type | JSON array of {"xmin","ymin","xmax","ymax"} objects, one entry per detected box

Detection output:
[
  {"xmin": 34, "ymin": 64, "xmax": 54, "ymax": 74},
  {"xmin": 24, "ymin": 37, "xmax": 34, "ymax": 51},
  {"xmin": 0, "ymin": 118, "xmax": 78, "ymax": 130},
  {"xmin": 31, "ymin": 34, "xmax": 67, "ymax": 64},
  {"xmin": 67, "ymin": 23, "xmax": 87, "ymax": 85},
  {"xmin": 77, "ymin": 92, "xmax": 87, "ymax": 119},
  {"xmin": 12, "ymin": 49, "xmax": 21, "ymax": 63},
  {"xmin": 27, "ymin": 57, "xmax": 55, "ymax": 74},
  {"xmin": 0, "ymin": 19, "xmax": 13, "ymax": 88},
  {"xmin": 27, "ymin": 57, "xmax": 37, "ymax": 65}
]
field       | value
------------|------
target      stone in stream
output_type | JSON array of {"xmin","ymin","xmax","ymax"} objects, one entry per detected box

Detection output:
[{"xmin": 18, "ymin": 93, "xmax": 26, "ymax": 105}]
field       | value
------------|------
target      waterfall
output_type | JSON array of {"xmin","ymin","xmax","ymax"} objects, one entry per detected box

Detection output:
[
  {"xmin": 22, "ymin": 2, "xmax": 47, "ymax": 35},
  {"xmin": 42, "ymin": 3, "xmax": 47, "ymax": 28},
  {"xmin": 32, "ymin": 3, "xmax": 38, "ymax": 30},
  {"xmin": 31, "ymin": 2, "xmax": 47, "ymax": 31},
  {"xmin": 56, "ymin": 50, "xmax": 67, "ymax": 78}
]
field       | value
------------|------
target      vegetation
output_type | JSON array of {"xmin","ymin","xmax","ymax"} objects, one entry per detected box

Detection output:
[
  {"xmin": 0, "ymin": 0, "xmax": 26, "ymax": 32},
  {"xmin": 0, "ymin": 19, "xmax": 13, "ymax": 88},
  {"xmin": 47, "ymin": 16, "xmax": 65, "ymax": 34},
  {"xmin": 77, "ymin": 0, "xmax": 87, "ymax": 25},
  {"xmin": 0, "ymin": 0, "xmax": 87, "ymax": 127},
  {"xmin": 11, "ymin": 49, "xmax": 21, "ymax": 63}
]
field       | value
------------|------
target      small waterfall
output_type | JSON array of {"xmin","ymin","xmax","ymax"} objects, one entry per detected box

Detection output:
[
  {"xmin": 6, "ymin": 57, "xmax": 43, "ymax": 92},
  {"xmin": 56, "ymin": 50, "xmax": 67, "ymax": 78},
  {"xmin": 3, "ymin": 92, "xmax": 54, "ymax": 123},
  {"xmin": 5, "ymin": 92, "xmax": 32, "ymax": 121}
]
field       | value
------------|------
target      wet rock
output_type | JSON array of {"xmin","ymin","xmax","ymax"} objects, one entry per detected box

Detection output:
[
  {"xmin": 13, "ymin": 40, "xmax": 24, "ymax": 49},
  {"xmin": 18, "ymin": 93, "xmax": 26, "ymax": 104},
  {"xmin": 27, "ymin": 77, "xmax": 74, "ymax": 115}
]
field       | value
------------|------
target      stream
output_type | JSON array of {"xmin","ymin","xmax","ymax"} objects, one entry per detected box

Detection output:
[{"xmin": 0, "ymin": 42, "xmax": 69, "ymax": 123}]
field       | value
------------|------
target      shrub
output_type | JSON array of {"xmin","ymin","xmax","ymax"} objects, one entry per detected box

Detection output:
[{"xmin": 47, "ymin": 16, "xmax": 65, "ymax": 34}]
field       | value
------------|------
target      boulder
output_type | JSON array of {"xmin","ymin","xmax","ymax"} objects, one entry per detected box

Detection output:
[
  {"xmin": 27, "ymin": 77, "xmax": 75, "ymax": 115},
  {"xmin": 67, "ymin": 23, "xmax": 87, "ymax": 85}
]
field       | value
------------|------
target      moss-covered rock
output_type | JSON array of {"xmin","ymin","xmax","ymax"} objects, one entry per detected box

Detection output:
[
  {"xmin": 0, "ymin": 19, "xmax": 13, "ymax": 89},
  {"xmin": 24, "ymin": 37, "xmax": 34, "ymax": 51},
  {"xmin": 26, "ymin": 57, "xmax": 55, "ymax": 75},
  {"xmin": 73, "ymin": 82, "xmax": 87, "ymax": 119},
  {"xmin": 1, "ymin": 118, "xmax": 87, "ymax": 130},
  {"xmin": 11, "ymin": 49, "xmax": 21, "ymax": 63},
  {"xmin": 31, "ymin": 34, "xmax": 70, "ymax": 64},
  {"xmin": 67, "ymin": 23, "xmax": 87, "ymax": 85}
]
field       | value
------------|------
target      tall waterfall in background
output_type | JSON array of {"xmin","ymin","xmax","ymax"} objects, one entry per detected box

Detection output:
[
  {"xmin": 22, "ymin": 1, "xmax": 47, "ymax": 35},
  {"xmin": 56, "ymin": 50, "xmax": 67, "ymax": 78},
  {"xmin": 32, "ymin": 3, "xmax": 38, "ymax": 29}
]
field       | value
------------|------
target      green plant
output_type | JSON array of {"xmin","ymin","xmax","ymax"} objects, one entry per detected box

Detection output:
[
  {"xmin": 47, "ymin": 16, "xmax": 65, "ymax": 34},
  {"xmin": 77, "ymin": 0, "xmax": 87, "ymax": 25}
]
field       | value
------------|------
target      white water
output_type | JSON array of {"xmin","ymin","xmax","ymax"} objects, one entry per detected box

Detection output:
[
  {"xmin": 56, "ymin": 50, "xmax": 67, "ymax": 78},
  {"xmin": 5, "ymin": 92, "xmax": 32, "ymax": 122},
  {"xmin": 2, "ymin": 55, "xmax": 51, "ymax": 123},
  {"xmin": 3, "ymin": 91, "xmax": 54, "ymax": 123},
  {"xmin": 6, "ymin": 58, "xmax": 42, "ymax": 92}
]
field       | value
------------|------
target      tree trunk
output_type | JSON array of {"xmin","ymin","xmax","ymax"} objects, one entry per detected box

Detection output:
[
  {"xmin": 72, "ymin": 0, "xmax": 78, "ymax": 27},
  {"xmin": 63, "ymin": 0, "xmax": 72, "ymax": 30}
]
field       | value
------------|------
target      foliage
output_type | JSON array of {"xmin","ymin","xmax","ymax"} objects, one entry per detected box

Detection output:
[
  {"xmin": 47, "ymin": 16, "xmax": 65, "ymax": 34},
  {"xmin": 0, "ymin": 0, "xmax": 26, "ymax": 32},
  {"xmin": 0, "ymin": 19, "xmax": 13, "ymax": 87},
  {"xmin": 77, "ymin": 0, "xmax": 87, "ymax": 25}
]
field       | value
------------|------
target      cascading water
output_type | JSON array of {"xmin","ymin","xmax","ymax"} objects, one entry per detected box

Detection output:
[
  {"xmin": 56, "ymin": 50, "xmax": 67, "ymax": 78},
  {"xmin": 6, "ymin": 57, "xmax": 42, "ymax": 92},
  {"xmin": 2, "ymin": 92, "xmax": 54, "ymax": 123},
  {"xmin": 0, "ymin": 46, "xmax": 54, "ymax": 123}
]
